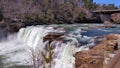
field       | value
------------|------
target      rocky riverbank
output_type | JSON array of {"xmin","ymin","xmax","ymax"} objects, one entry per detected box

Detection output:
[
  {"xmin": 42, "ymin": 31, "xmax": 120, "ymax": 68},
  {"xmin": 75, "ymin": 34, "xmax": 120, "ymax": 68}
]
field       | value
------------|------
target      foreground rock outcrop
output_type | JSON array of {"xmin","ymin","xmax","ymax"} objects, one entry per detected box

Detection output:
[{"xmin": 75, "ymin": 34, "xmax": 120, "ymax": 68}]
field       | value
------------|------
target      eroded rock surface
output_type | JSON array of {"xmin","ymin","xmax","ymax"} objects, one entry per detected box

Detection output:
[
  {"xmin": 75, "ymin": 34, "xmax": 120, "ymax": 68},
  {"xmin": 43, "ymin": 32, "xmax": 64, "ymax": 42}
]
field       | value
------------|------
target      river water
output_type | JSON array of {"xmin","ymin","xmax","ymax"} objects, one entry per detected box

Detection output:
[{"xmin": 0, "ymin": 24, "xmax": 120, "ymax": 68}]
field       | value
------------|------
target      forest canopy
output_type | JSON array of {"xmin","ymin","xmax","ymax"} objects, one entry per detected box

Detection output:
[{"xmin": 0, "ymin": 0, "xmax": 118, "ymax": 24}]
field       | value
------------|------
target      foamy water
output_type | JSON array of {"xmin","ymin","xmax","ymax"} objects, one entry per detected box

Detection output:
[{"xmin": 0, "ymin": 25, "xmax": 95, "ymax": 68}]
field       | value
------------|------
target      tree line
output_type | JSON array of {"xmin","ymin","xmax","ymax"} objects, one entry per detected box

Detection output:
[{"xmin": 0, "ymin": 0, "xmax": 118, "ymax": 24}]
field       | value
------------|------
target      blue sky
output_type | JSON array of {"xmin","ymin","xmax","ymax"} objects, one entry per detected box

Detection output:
[{"xmin": 93, "ymin": 0, "xmax": 120, "ymax": 6}]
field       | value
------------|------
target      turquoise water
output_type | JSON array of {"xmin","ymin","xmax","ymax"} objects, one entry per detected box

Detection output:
[
  {"xmin": 56, "ymin": 24, "xmax": 120, "ymax": 37},
  {"xmin": 81, "ymin": 27, "xmax": 120, "ymax": 37}
]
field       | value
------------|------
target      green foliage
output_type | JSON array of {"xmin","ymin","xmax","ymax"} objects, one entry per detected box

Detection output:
[
  {"xmin": 79, "ymin": 13, "xmax": 86, "ymax": 21},
  {"xmin": 70, "ymin": 0, "xmax": 75, "ymax": 8},
  {"xmin": 101, "ymin": 4, "xmax": 118, "ymax": 10},
  {"xmin": 82, "ymin": 0, "xmax": 94, "ymax": 10},
  {"xmin": 44, "ymin": 9, "xmax": 54, "ymax": 22},
  {"xmin": 41, "ymin": 44, "xmax": 54, "ymax": 68},
  {"xmin": 64, "ymin": 0, "xmax": 67, "ymax": 4}
]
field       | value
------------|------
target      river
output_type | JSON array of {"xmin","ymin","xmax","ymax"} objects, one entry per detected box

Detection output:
[{"xmin": 0, "ymin": 24, "xmax": 120, "ymax": 68}]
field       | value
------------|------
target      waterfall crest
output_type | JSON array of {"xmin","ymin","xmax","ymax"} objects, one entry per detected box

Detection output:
[{"xmin": 0, "ymin": 25, "xmax": 95, "ymax": 68}]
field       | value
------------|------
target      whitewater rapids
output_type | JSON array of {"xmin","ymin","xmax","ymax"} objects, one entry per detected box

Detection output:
[{"xmin": 0, "ymin": 25, "xmax": 95, "ymax": 68}]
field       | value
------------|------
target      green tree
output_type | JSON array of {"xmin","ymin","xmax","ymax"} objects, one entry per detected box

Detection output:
[
  {"xmin": 82, "ymin": 0, "xmax": 94, "ymax": 10},
  {"xmin": 107, "ymin": 4, "xmax": 117, "ymax": 10},
  {"xmin": 41, "ymin": 44, "xmax": 54, "ymax": 68}
]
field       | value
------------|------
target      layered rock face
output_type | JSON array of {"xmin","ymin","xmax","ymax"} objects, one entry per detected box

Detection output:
[{"xmin": 75, "ymin": 34, "xmax": 120, "ymax": 68}]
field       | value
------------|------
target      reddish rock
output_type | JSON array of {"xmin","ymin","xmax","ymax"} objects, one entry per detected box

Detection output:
[
  {"xmin": 92, "ymin": 40, "xmax": 118, "ymax": 52},
  {"xmin": 75, "ymin": 34, "xmax": 120, "ymax": 68},
  {"xmin": 43, "ymin": 32, "xmax": 64, "ymax": 42},
  {"xmin": 111, "ymin": 13, "xmax": 120, "ymax": 23},
  {"xmin": 106, "ymin": 34, "xmax": 120, "ymax": 40},
  {"xmin": 106, "ymin": 49, "xmax": 120, "ymax": 68},
  {"xmin": 75, "ymin": 50, "xmax": 104, "ymax": 68},
  {"xmin": 104, "ymin": 21, "xmax": 112, "ymax": 25}
]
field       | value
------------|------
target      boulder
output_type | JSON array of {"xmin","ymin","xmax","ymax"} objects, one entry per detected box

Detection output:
[
  {"xmin": 103, "ymin": 21, "xmax": 116, "ymax": 28},
  {"xmin": 104, "ymin": 21, "xmax": 112, "ymax": 25},
  {"xmin": 111, "ymin": 13, "xmax": 120, "ymax": 23}
]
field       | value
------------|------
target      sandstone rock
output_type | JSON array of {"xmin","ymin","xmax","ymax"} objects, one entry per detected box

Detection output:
[
  {"xmin": 75, "ymin": 50, "xmax": 104, "ymax": 68},
  {"xmin": 106, "ymin": 34, "xmax": 120, "ymax": 40},
  {"xmin": 43, "ymin": 32, "xmax": 64, "ymax": 42},
  {"xmin": 92, "ymin": 40, "xmax": 118, "ymax": 52},
  {"xmin": 94, "ymin": 36, "xmax": 106, "ymax": 44},
  {"xmin": 104, "ymin": 21, "xmax": 112, "ymax": 25},
  {"xmin": 103, "ymin": 21, "xmax": 116, "ymax": 28},
  {"xmin": 111, "ymin": 13, "xmax": 120, "ymax": 23},
  {"xmin": 106, "ymin": 49, "xmax": 120, "ymax": 68},
  {"xmin": 75, "ymin": 34, "xmax": 120, "ymax": 68}
]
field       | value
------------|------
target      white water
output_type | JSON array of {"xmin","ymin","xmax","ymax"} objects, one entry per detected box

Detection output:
[{"xmin": 0, "ymin": 25, "xmax": 95, "ymax": 68}]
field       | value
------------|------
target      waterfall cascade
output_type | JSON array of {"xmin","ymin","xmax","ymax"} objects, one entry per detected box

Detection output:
[{"xmin": 0, "ymin": 25, "xmax": 95, "ymax": 68}]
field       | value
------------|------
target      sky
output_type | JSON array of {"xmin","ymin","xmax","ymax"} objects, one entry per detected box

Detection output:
[{"xmin": 93, "ymin": 0, "xmax": 120, "ymax": 6}]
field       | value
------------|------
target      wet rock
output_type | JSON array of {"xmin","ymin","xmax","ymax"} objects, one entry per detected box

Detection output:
[
  {"xmin": 0, "ymin": 21, "xmax": 24, "ymax": 39},
  {"xmin": 104, "ymin": 21, "xmax": 112, "ymax": 25},
  {"xmin": 43, "ymin": 32, "xmax": 64, "ymax": 42},
  {"xmin": 103, "ymin": 21, "xmax": 116, "ymax": 28},
  {"xmin": 0, "ymin": 20, "xmax": 24, "ymax": 33},
  {"xmin": 87, "ymin": 25, "xmax": 115, "ymax": 30},
  {"xmin": 75, "ymin": 34, "xmax": 120, "ymax": 68},
  {"xmin": 5, "ymin": 23, "xmax": 23, "ymax": 33},
  {"xmin": 0, "ymin": 21, "xmax": 7, "ymax": 28}
]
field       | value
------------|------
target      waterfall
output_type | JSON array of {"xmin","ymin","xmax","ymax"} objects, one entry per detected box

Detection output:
[{"xmin": 0, "ymin": 25, "xmax": 95, "ymax": 68}]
